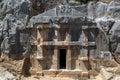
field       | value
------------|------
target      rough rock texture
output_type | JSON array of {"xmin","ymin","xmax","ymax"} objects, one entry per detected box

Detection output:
[
  {"xmin": 0, "ymin": 66, "xmax": 17, "ymax": 80},
  {"xmin": 107, "ymin": 1, "xmax": 120, "ymax": 18},
  {"xmin": 0, "ymin": 0, "xmax": 30, "ymax": 19},
  {"xmin": 30, "ymin": 0, "xmax": 67, "ymax": 17},
  {"xmin": 88, "ymin": 2, "xmax": 107, "ymax": 18},
  {"xmin": 0, "ymin": 0, "xmax": 120, "ymax": 80},
  {"xmin": 0, "ymin": 14, "xmax": 27, "ymax": 55},
  {"xmin": 100, "ymin": 66, "xmax": 113, "ymax": 80},
  {"xmin": 0, "ymin": 71, "xmax": 16, "ymax": 80}
]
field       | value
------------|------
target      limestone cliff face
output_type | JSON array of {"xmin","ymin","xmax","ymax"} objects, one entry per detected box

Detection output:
[
  {"xmin": 0, "ymin": 0, "xmax": 30, "ymax": 19},
  {"xmin": 0, "ymin": 0, "xmax": 120, "ymax": 80},
  {"xmin": 0, "ymin": 0, "xmax": 120, "ymax": 61}
]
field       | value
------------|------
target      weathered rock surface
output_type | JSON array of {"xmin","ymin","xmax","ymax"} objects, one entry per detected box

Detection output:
[
  {"xmin": 0, "ymin": 14, "xmax": 27, "ymax": 54},
  {"xmin": 0, "ymin": 0, "xmax": 120, "ymax": 80},
  {"xmin": 30, "ymin": 0, "xmax": 67, "ymax": 17},
  {"xmin": 107, "ymin": 1, "xmax": 120, "ymax": 18},
  {"xmin": 88, "ymin": 2, "xmax": 107, "ymax": 18},
  {"xmin": 0, "ymin": 0, "xmax": 30, "ymax": 19},
  {"xmin": 100, "ymin": 66, "xmax": 113, "ymax": 80},
  {"xmin": 0, "ymin": 66, "xmax": 17, "ymax": 80},
  {"xmin": 0, "ymin": 71, "xmax": 16, "ymax": 80}
]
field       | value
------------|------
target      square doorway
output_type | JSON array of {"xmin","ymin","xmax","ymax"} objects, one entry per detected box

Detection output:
[{"xmin": 59, "ymin": 49, "xmax": 66, "ymax": 69}]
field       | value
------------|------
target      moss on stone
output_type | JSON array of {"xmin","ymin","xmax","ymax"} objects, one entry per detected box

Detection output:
[{"xmin": 0, "ymin": 17, "xmax": 4, "ymax": 21}]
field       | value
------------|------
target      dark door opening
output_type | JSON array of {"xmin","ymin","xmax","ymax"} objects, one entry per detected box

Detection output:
[{"xmin": 59, "ymin": 49, "xmax": 66, "ymax": 69}]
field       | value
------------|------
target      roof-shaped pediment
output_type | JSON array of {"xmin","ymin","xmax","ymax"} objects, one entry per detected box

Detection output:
[
  {"xmin": 38, "ymin": 5, "xmax": 86, "ymax": 17},
  {"xmin": 29, "ymin": 5, "xmax": 93, "ymax": 24}
]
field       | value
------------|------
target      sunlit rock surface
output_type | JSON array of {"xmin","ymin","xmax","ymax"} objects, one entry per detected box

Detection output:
[{"xmin": 0, "ymin": 0, "xmax": 120, "ymax": 80}]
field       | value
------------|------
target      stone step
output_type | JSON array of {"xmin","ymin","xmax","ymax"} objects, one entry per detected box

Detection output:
[{"xmin": 42, "ymin": 70, "xmax": 88, "ymax": 77}]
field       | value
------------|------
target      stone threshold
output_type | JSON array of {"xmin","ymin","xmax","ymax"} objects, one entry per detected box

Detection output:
[{"xmin": 41, "ymin": 69, "xmax": 88, "ymax": 77}]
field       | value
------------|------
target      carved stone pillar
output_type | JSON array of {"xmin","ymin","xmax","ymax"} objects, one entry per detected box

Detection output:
[
  {"xmin": 36, "ymin": 30, "xmax": 43, "ymax": 60},
  {"xmin": 54, "ymin": 28, "xmax": 58, "ymax": 42},
  {"xmin": 37, "ymin": 30, "xmax": 43, "ymax": 43},
  {"xmin": 80, "ymin": 47, "xmax": 88, "ymax": 60},
  {"xmin": 79, "ymin": 30, "xmax": 88, "ymax": 60},
  {"xmin": 51, "ymin": 46, "xmax": 58, "ymax": 69},
  {"xmin": 65, "ymin": 32, "xmax": 71, "ymax": 42},
  {"xmin": 75, "ymin": 60, "xmax": 80, "ymax": 70},
  {"xmin": 36, "ymin": 45, "xmax": 43, "ymax": 60},
  {"xmin": 66, "ymin": 47, "xmax": 71, "ymax": 70},
  {"xmin": 76, "ymin": 47, "xmax": 81, "ymax": 70}
]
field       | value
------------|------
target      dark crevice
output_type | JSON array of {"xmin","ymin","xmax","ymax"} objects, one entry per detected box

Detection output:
[{"xmin": 22, "ymin": 57, "xmax": 32, "ymax": 77}]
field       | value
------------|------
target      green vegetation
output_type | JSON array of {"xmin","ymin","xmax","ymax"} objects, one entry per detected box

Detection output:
[{"xmin": 0, "ymin": 17, "xmax": 4, "ymax": 21}]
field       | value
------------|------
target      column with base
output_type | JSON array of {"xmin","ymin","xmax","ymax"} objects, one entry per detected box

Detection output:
[
  {"xmin": 51, "ymin": 46, "xmax": 58, "ymax": 70},
  {"xmin": 51, "ymin": 27, "xmax": 58, "ymax": 70},
  {"xmin": 75, "ymin": 47, "xmax": 81, "ymax": 70},
  {"xmin": 66, "ymin": 46, "xmax": 71, "ymax": 70},
  {"xmin": 36, "ymin": 29, "xmax": 43, "ymax": 60},
  {"xmin": 79, "ymin": 30, "xmax": 88, "ymax": 60}
]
